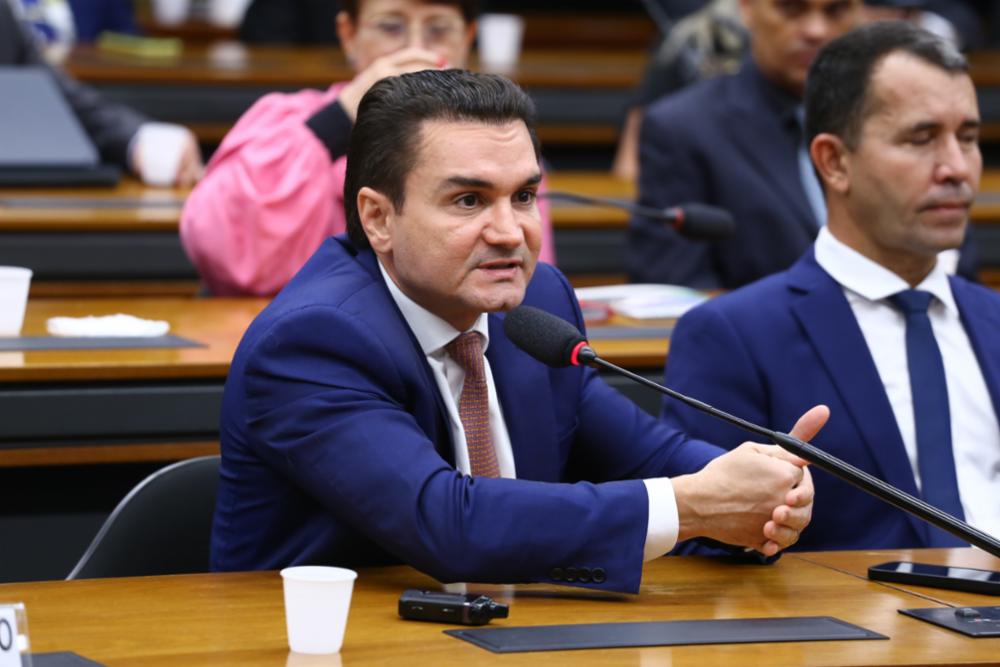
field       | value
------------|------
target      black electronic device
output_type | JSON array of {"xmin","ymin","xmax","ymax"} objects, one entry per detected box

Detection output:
[
  {"xmin": 868, "ymin": 561, "xmax": 1000, "ymax": 596},
  {"xmin": 398, "ymin": 589, "xmax": 509, "ymax": 626},
  {"xmin": 0, "ymin": 67, "xmax": 121, "ymax": 187}
]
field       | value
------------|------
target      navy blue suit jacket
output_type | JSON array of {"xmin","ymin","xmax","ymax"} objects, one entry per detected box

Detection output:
[
  {"xmin": 662, "ymin": 250, "xmax": 1000, "ymax": 549},
  {"xmin": 629, "ymin": 61, "xmax": 817, "ymax": 289},
  {"xmin": 212, "ymin": 236, "xmax": 725, "ymax": 592},
  {"xmin": 628, "ymin": 61, "xmax": 977, "ymax": 288}
]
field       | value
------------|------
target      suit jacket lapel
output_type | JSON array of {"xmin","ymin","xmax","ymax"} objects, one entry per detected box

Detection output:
[
  {"xmin": 354, "ymin": 248, "xmax": 455, "ymax": 464},
  {"xmin": 788, "ymin": 252, "xmax": 927, "ymax": 538},
  {"xmin": 487, "ymin": 313, "xmax": 561, "ymax": 482},
  {"xmin": 726, "ymin": 64, "xmax": 818, "ymax": 233},
  {"xmin": 952, "ymin": 278, "xmax": 1000, "ymax": 421}
]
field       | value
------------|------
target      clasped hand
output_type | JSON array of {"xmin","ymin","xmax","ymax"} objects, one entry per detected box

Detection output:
[{"xmin": 673, "ymin": 405, "xmax": 828, "ymax": 556}]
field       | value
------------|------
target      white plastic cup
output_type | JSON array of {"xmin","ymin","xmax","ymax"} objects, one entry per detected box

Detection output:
[
  {"xmin": 135, "ymin": 123, "xmax": 191, "ymax": 187},
  {"xmin": 207, "ymin": 0, "xmax": 253, "ymax": 28},
  {"xmin": 0, "ymin": 267, "xmax": 32, "ymax": 337},
  {"xmin": 478, "ymin": 13, "xmax": 525, "ymax": 72},
  {"xmin": 151, "ymin": 0, "xmax": 191, "ymax": 26},
  {"xmin": 281, "ymin": 566, "xmax": 357, "ymax": 654}
]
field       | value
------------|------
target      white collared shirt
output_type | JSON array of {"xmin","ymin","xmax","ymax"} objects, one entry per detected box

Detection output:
[
  {"xmin": 379, "ymin": 261, "xmax": 678, "ymax": 559},
  {"xmin": 815, "ymin": 227, "xmax": 1000, "ymax": 538}
]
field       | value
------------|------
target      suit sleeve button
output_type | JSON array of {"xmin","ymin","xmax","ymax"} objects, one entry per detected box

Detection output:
[
  {"xmin": 550, "ymin": 568, "xmax": 564, "ymax": 581},
  {"xmin": 578, "ymin": 567, "xmax": 592, "ymax": 583},
  {"xmin": 565, "ymin": 567, "xmax": 578, "ymax": 582},
  {"xmin": 592, "ymin": 567, "xmax": 606, "ymax": 584}
]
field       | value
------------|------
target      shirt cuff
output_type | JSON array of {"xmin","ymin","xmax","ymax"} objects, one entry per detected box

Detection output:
[
  {"xmin": 305, "ymin": 99, "xmax": 353, "ymax": 162},
  {"xmin": 642, "ymin": 477, "xmax": 679, "ymax": 561}
]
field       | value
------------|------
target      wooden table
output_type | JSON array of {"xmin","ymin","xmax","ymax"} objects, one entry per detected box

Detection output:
[
  {"xmin": 793, "ymin": 548, "xmax": 1000, "ymax": 609},
  {"xmin": 6, "ymin": 169, "xmax": 1000, "ymax": 294},
  {"xmin": 0, "ymin": 173, "xmax": 630, "ymax": 296},
  {"xmin": 0, "ymin": 297, "xmax": 266, "ymax": 466},
  {"xmin": 0, "ymin": 179, "xmax": 197, "ymax": 297},
  {"xmin": 136, "ymin": 11, "xmax": 656, "ymax": 50},
  {"xmin": 0, "ymin": 297, "xmax": 667, "ymax": 466},
  {"xmin": 64, "ymin": 46, "xmax": 644, "ymax": 147},
  {"xmin": 0, "ymin": 295, "xmax": 671, "ymax": 582},
  {"xmin": 0, "ymin": 549, "xmax": 997, "ymax": 666}
]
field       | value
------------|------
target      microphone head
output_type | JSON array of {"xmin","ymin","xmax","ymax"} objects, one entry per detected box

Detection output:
[
  {"xmin": 672, "ymin": 203, "xmax": 735, "ymax": 240},
  {"xmin": 503, "ymin": 305, "xmax": 587, "ymax": 368}
]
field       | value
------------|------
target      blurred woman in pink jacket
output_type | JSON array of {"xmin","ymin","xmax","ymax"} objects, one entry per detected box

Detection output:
[{"xmin": 181, "ymin": 0, "xmax": 554, "ymax": 296}]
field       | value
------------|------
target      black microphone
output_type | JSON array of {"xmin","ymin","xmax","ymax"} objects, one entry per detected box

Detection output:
[
  {"xmin": 543, "ymin": 191, "xmax": 735, "ymax": 241},
  {"xmin": 503, "ymin": 304, "xmax": 1000, "ymax": 558}
]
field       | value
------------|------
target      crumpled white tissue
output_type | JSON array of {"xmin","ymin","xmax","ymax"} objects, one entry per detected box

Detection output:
[{"xmin": 46, "ymin": 314, "xmax": 170, "ymax": 337}]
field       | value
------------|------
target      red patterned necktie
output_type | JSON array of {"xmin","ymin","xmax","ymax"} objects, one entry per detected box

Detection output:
[{"xmin": 445, "ymin": 332, "xmax": 500, "ymax": 478}]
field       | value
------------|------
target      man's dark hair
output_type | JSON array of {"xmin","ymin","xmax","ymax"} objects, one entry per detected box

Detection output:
[
  {"xmin": 339, "ymin": 0, "xmax": 478, "ymax": 22},
  {"xmin": 344, "ymin": 69, "xmax": 539, "ymax": 248},
  {"xmin": 805, "ymin": 21, "xmax": 967, "ymax": 149}
]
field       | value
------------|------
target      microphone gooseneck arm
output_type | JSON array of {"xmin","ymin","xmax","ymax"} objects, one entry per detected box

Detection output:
[{"xmin": 577, "ymin": 345, "xmax": 1000, "ymax": 558}]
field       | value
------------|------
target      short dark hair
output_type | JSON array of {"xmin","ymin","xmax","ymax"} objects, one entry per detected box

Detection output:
[
  {"xmin": 805, "ymin": 21, "xmax": 967, "ymax": 149},
  {"xmin": 339, "ymin": 0, "xmax": 478, "ymax": 22},
  {"xmin": 344, "ymin": 69, "xmax": 539, "ymax": 248}
]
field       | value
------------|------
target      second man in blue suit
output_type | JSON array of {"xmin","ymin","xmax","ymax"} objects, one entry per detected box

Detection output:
[{"xmin": 663, "ymin": 22, "xmax": 1000, "ymax": 550}]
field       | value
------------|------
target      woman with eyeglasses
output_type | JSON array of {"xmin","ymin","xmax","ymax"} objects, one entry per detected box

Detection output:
[{"xmin": 181, "ymin": 0, "xmax": 555, "ymax": 297}]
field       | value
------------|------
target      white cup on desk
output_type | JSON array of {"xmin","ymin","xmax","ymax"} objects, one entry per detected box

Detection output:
[
  {"xmin": 152, "ymin": 0, "xmax": 191, "ymax": 26},
  {"xmin": 477, "ymin": 13, "xmax": 525, "ymax": 72},
  {"xmin": 134, "ymin": 122, "xmax": 191, "ymax": 187},
  {"xmin": 281, "ymin": 566, "xmax": 357, "ymax": 654},
  {"xmin": 151, "ymin": 0, "xmax": 191, "ymax": 26},
  {"xmin": 207, "ymin": 0, "xmax": 254, "ymax": 28},
  {"xmin": 0, "ymin": 267, "xmax": 32, "ymax": 337}
]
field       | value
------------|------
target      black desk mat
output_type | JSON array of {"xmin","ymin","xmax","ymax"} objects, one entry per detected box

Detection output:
[
  {"xmin": 899, "ymin": 605, "xmax": 1000, "ymax": 637},
  {"xmin": 446, "ymin": 616, "xmax": 886, "ymax": 653},
  {"xmin": 0, "ymin": 335, "xmax": 203, "ymax": 352},
  {"xmin": 31, "ymin": 652, "xmax": 105, "ymax": 667}
]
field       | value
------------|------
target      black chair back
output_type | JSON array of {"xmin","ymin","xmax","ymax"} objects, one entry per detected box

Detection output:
[{"xmin": 67, "ymin": 455, "xmax": 220, "ymax": 579}]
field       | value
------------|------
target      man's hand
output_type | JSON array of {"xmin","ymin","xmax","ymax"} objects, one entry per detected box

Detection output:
[
  {"xmin": 337, "ymin": 47, "xmax": 448, "ymax": 121},
  {"xmin": 672, "ymin": 405, "xmax": 829, "ymax": 554},
  {"xmin": 173, "ymin": 130, "xmax": 204, "ymax": 187}
]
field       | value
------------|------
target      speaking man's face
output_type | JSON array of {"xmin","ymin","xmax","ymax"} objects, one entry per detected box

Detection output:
[
  {"xmin": 741, "ymin": 0, "xmax": 861, "ymax": 96},
  {"xmin": 373, "ymin": 119, "xmax": 542, "ymax": 331},
  {"xmin": 842, "ymin": 52, "xmax": 981, "ymax": 262},
  {"xmin": 339, "ymin": 0, "xmax": 474, "ymax": 72}
]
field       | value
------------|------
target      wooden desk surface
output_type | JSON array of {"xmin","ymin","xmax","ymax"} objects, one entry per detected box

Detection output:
[
  {"xmin": 3, "ymin": 171, "xmax": 997, "ymax": 233},
  {"xmin": 63, "ymin": 44, "xmax": 1000, "ymax": 93},
  {"xmin": 136, "ymin": 12, "xmax": 656, "ymax": 50},
  {"xmin": 0, "ymin": 298, "xmax": 670, "ymax": 384},
  {"xmin": 0, "ymin": 179, "xmax": 186, "ymax": 232},
  {"xmin": 791, "ymin": 547, "xmax": 1000, "ymax": 608},
  {"xmin": 0, "ymin": 297, "xmax": 267, "ymax": 383},
  {"xmin": 64, "ymin": 45, "xmax": 645, "ymax": 90},
  {"xmin": 1, "ymin": 549, "xmax": 997, "ymax": 666}
]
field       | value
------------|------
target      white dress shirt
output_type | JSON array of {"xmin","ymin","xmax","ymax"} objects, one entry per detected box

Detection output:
[
  {"xmin": 379, "ymin": 262, "xmax": 678, "ymax": 559},
  {"xmin": 815, "ymin": 227, "xmax": 1000, "ymax": 538}
]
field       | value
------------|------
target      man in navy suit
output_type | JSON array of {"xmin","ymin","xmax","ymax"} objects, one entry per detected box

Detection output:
[
  {"xmin": 212, "ymin": 69, "xmax": 827, "ymax": 592},
  {"xmin": 628, "ymin": 0, "xmax": 863, "ymax": 288},
  {"xmin": 663, "ymin": 22, "xmax": 1000, "ymax": 550}
]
